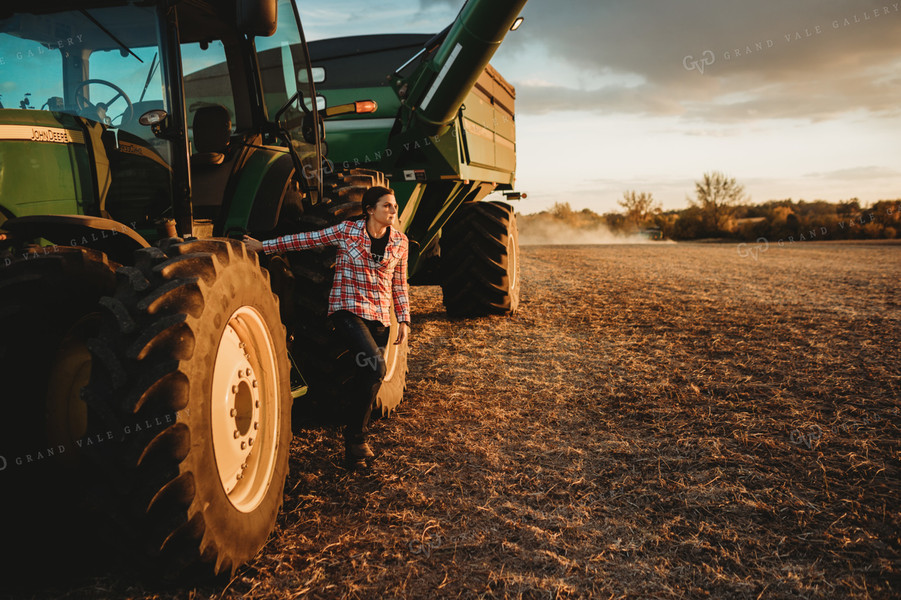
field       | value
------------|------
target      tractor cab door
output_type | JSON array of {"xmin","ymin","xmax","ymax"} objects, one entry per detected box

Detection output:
[{"xmin": 177, "ymin": 0, "xmax": 323, "ymax": 238}]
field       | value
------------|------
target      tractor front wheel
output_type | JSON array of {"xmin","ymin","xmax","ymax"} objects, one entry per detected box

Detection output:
[{"xmin": 83, "ymin": 238, "xmax": 292, "ymax": 576}]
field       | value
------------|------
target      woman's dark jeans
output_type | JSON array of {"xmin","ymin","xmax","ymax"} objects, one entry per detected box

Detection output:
[{"xmin": 330, "ymin": 310, "xmax": 389, "ymax": 445}]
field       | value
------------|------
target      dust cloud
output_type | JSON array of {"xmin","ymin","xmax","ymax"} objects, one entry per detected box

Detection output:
[{"xmin": 518, "ymin": 220, "xmax": 664, "ymax": 245}]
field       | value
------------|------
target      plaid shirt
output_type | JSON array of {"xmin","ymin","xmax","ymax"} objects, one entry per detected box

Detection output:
[{"xmin": 262, "ymin": 220, "xmax": 410, "ymax": 327}]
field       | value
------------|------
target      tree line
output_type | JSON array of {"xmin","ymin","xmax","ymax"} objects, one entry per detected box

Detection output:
[{"xmin": 519, "ymin": 172, "xmax": 900, "ymax": 242}]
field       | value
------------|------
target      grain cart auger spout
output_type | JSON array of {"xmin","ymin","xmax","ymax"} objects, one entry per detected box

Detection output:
[{"xmin": 0, "ymin": 0, "xmax": 527, "ymax": 580}]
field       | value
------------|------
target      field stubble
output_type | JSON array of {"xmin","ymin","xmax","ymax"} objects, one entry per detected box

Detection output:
[{"xmin": 10, "ymin": 242, "xmax": 901, "ymax": 599}]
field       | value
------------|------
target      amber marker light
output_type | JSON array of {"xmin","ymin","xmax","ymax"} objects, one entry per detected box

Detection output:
[
  {"xmin": 354, "ymin": 100, "xmax": 378, "ymax": 114},
  {"xmin": 323, "ymin": 100, "xmax": 379, "ymax": 118}
]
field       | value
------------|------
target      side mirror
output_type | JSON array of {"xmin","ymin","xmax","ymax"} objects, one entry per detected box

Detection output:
[
  {"xmin": 138, "ymin": 109, "xmax": 168, "ymax": 126},
  {"xmin": 306, "ymin": 95, "xmax": 326, "ymax": 111},
  {"xmin": 298, "ymin": 67, "xmax": 326, "ymax": 84},
  {"xmin": 236, "ymin": 0, "xmax": 277, "ymax": 38}
]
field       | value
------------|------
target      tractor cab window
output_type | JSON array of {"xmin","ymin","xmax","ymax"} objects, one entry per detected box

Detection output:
[
  {"xmin": 0, "ymin": 32, "xmax": 66, "ymax": 111},
  {"xmin": 255, "ymin": 0, "xmax": 320, "ymax": 171},
  {"xmin": 0, "ymin": 7, "xmax": 175, "ymax": 226},
  {"xmin": 180, "ymin": 41, "xmax": 237, "ymax": 154},
  {"xmin": 0, "ymin": 7, "xmax": 171, "ymax": 143}
]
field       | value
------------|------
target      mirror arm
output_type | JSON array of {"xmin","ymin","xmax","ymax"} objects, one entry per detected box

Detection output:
[
  {"xmin": 265, "ymin": 122, "xmax": 311, "ymax": 192},
  {"xmin": 272, "ymin": 90, "xmax": 300, "ymax": 125}
]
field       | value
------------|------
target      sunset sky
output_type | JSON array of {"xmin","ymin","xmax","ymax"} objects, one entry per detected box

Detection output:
[{"xmin": 300, "ymin": 0, "xmax": 901, "ymax": 215}]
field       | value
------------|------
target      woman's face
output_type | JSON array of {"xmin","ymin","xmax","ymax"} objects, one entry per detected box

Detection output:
[{"xmin": 368, "ymin": 194, "xmax": 398, "ymax": 227}]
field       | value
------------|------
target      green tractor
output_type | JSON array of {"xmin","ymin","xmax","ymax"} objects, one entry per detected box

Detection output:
[{"xmin": 0, "ymin": 0, "xmax": 525, "ymax": 577}]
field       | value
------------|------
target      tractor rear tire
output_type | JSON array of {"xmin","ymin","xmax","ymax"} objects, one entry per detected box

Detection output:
[
  {"xmin": 0, "ymin": 247, "xmax": 117, "ymax": 455},
  {"xmin": 0, "ymin": 246, "xmax": 117, "ymax": 557},
  {"xmin": 83, "ymin": 238, "xmax": 292, "ymax": 576},
  {"xmin": 288, "ymin": 169, "xmax": 409, "ymax": 417},
  {"xmin": 440, "ymin": 201, "xmax": 520, "ymax": 317}
]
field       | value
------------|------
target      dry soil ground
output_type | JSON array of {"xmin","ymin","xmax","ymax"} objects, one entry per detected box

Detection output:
[{"xmin": 5, "ymin": 241, "xmax": 900, "ymax": 599}]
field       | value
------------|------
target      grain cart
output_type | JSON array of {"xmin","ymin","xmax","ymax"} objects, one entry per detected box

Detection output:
[
  {"xmin": 0, "ymin": 0, "xmax": 525, "ymax": 577},
  {"xmin": 305, "ymin": 26, "xmax": 523, "ymax": 317}
]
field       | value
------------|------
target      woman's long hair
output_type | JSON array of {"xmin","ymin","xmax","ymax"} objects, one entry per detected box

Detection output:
[{"xmin": 360, "ymin": 186, "xmax": 395, "ymax": 221}]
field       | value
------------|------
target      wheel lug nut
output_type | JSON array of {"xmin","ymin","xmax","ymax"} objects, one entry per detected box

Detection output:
[
  {"xmin": 252, "ymin": 380, "xmax": 258, "ymax": 388},
  {"xmin": 254, "ymin": 422, "xmax": 259, "ymax": 430},
  {"xmin": 249, "ymin": 438, "xmax": 254, "ymax": 446},
  {"xmin": 241, "ymin": 441, "xmax": 246, "ymax": 450},
  {"xmin": 236, "ymin": 473, "xmax": 243, "ymax": 480},
  {"xmin": 233, "ymin": 430, "xmax": 239, "ymax": 439},
  {"xmin": 245, "ymin": 368, "xmax": 252, "ymax": 376},
  {"xmin": 230, "ymin": 408, "xmax": 237, "ymax": 417},
  {"xmin": 255, "ymin": 400, "xmax": 260, "ymax": 408},
  {"xmin": 231, "ymin": 385, "xmax": 238, "ymax": 394}
]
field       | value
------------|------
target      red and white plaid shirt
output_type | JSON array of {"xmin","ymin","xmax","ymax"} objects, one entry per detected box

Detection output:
[{"xmin": 262, "ymin": 219, "xmax": 410, "ymax": 327}]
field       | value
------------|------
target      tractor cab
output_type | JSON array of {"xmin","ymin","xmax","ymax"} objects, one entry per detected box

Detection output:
[{"xmin": 0, "ymin": 0, "xmax": 323, "ymax": 248}]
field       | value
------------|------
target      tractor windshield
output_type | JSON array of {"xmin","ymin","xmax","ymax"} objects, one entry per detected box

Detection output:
[
  {"xmin": 0, "ymin": 6, "xmax": 176, "ymax": 225},
  {"xmin": 0, "ymin": 7, "xmax": 170, "ymax": 134}
]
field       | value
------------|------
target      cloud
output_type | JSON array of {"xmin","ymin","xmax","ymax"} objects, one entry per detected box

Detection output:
[
  {"xmin": 507, "ymin": 1, "xmax": 901, "ymax": 80},
  {"xmin": 803, "ymin": 166, "xmax": 901, "ymax": 180},
  {"xmin": 426, "ymin": 0, "xmax": 901, "ymax": 121},
  {"xmin": 514, "ymin": 82, "xmax": 686, "ymax": 117}
]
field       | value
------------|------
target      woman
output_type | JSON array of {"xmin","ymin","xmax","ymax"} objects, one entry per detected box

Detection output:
[{"xmin": 243, "ymin": 186, "xmax": 410, "ymax": 469}]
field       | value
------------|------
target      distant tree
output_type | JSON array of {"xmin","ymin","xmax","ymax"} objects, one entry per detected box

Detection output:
[
  {"xmin": 578, "ymin": 207, "xmax": 605, "ymax": 227},
  {"xmin": 651, "ymin": 211, "xmax": 679, "ymax": 239},
  {"xmin": 602, "ymin": 212, "xmax": 627, "ymax": 232},
  {"xmin": 550, "ymin": 201, "xmax": 573, "ymax": 219},
  {"xmin": 618, "ymin": 191, "xmax": 660, "ymax": 228},
  {"xmin": 548, "ymin": 201, "xmax": 581, "ymax": 227},
  {"xmin": 690, "ymin": 171, "xmax": 747, "ymax": 232},
  {"xmin": 670, "ymin": 206, "xmax": 705, "ymax": 240},
  {"xmin": 837, "ymin": 199, "xmax": 861, "ymax": 217}
]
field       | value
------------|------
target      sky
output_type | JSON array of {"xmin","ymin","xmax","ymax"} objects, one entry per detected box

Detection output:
[{"xmin": 298, "ymin": 0, "xmax": 901, "ymax": 215}]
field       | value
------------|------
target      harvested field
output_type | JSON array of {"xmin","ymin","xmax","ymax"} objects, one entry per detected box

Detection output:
[{"xmin": 5, "ymin": 242, "xmax": 900, "ymax": 599}]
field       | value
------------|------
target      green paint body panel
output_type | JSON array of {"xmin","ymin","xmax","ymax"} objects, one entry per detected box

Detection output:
[
  {"xmin": 0, "ymin": 110, "xmax": 94, "ymax": 219},
  {"xmin": 223, "ymin": 146, "xmax": 289, "ymax": 234}
]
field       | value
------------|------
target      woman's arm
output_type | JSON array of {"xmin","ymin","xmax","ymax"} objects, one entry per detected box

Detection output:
[
  {"xmin": 392, "ymin": 240, "xmax": 411, "ymax": 345},
  {"xmin": 244, "ymin": 222, "xmax": 346, "ymax": 254}
]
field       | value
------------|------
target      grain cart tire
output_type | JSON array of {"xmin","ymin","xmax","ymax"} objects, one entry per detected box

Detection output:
[
  {"xmin": 83, "ymin": 238, "xmax": 292, "ymax": 576},
  {"xmin": 289, "ymin": 169, "xmax": 408, "ymax": 417},
  {"xmin": 441, "ymin": 201, "xmax": 520, "ymax": 317},
  {"xmin": 0, "ymin": 247, "xmax": 116, "ymax": 528}
]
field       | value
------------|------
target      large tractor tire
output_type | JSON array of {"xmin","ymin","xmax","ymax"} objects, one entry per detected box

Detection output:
[
  {"xmin": 0, "ymin": 248, "xmax": 117, "ymax": 461},
  {"xmin": 440, "ymin": 201, "xmax": 520, "ymax": 317},
  {"xmin": 0, "ymin": 247, "xmax": 117, "ymax": 537},
  {"xmin": 289, "ymin": 169, "xmax": 409, "ymax": 417},
  {"xmin": 82, "ymin": 238, "xmax": 292, "ymax": 576}
]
